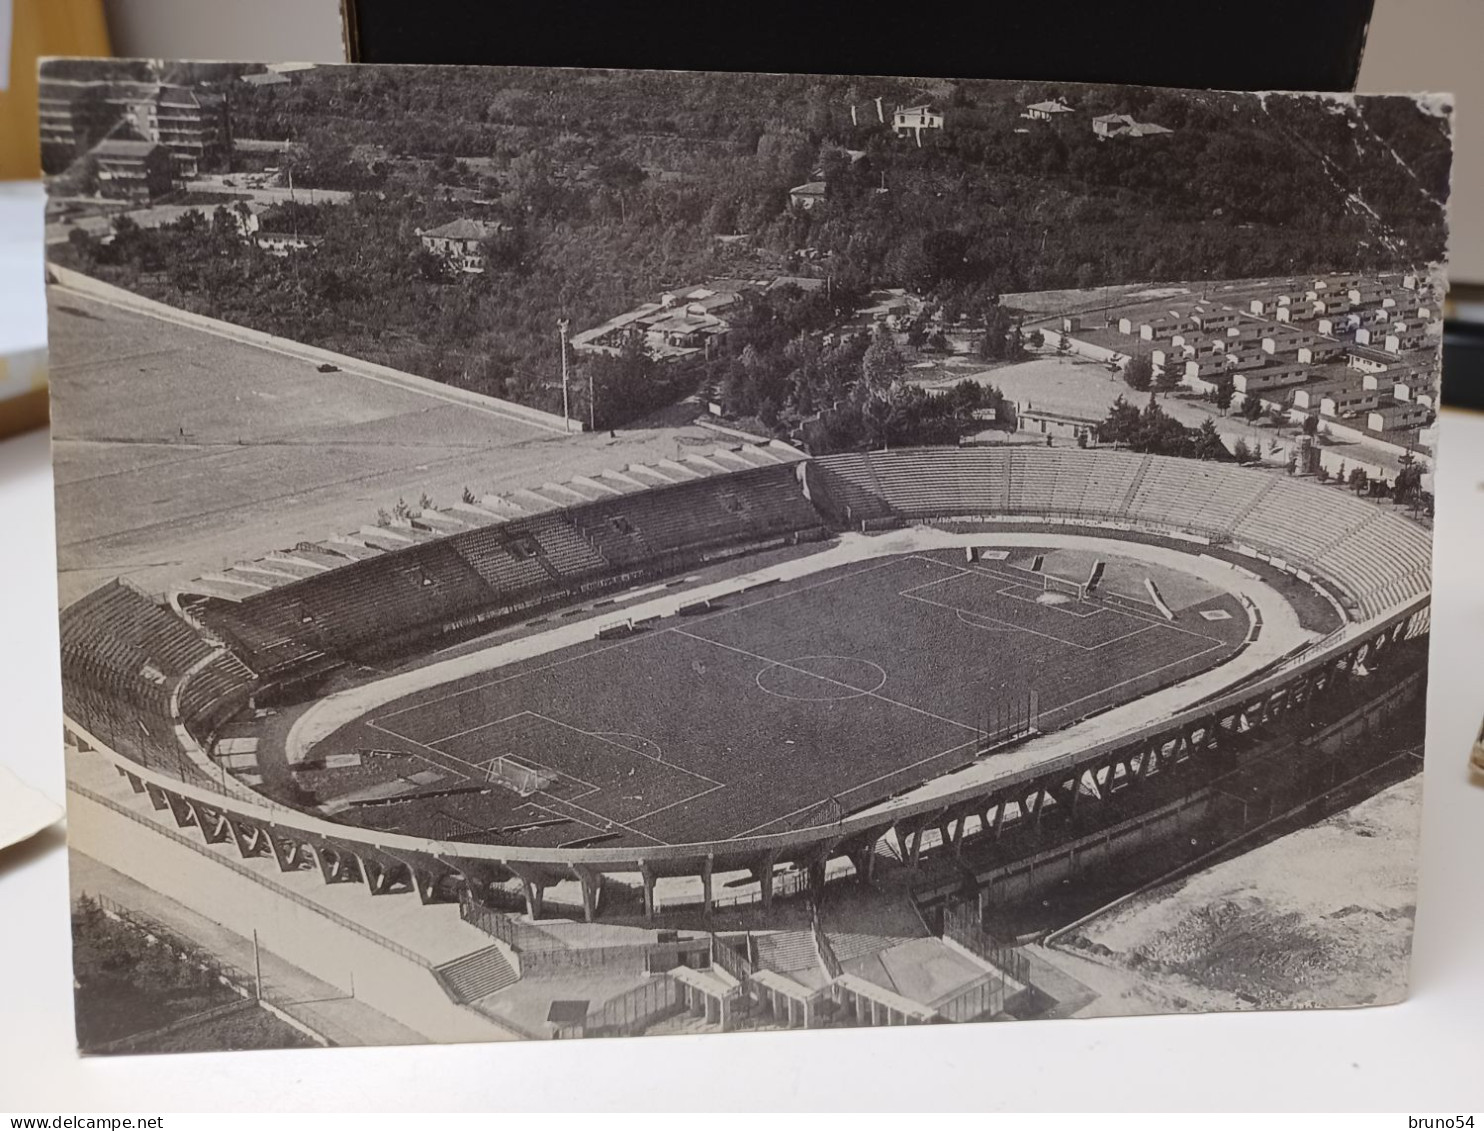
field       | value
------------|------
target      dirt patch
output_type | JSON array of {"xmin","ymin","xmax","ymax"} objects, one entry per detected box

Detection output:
[{"xmin": 1052, "ymin": 775, "xmax": 1419, "ymax": 1015}]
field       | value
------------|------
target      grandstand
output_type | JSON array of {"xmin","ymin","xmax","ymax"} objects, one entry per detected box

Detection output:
[
  {"xmin": 805, "ymin": 448, "xmax": 1432, "ymax": 620},
  {"xmin": 187, "ymin": 447, "xmax": 826, "ymax": 673},
  {"xmin": 59, "ymin": 580, "xmax": 255, "ymax": 780}
]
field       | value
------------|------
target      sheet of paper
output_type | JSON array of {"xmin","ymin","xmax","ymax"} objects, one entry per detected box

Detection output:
[{"xmin": 0, "ymin": 763, "xmax": 61, "ymax": 851}]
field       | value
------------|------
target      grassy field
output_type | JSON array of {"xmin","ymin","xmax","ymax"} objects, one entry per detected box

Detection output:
[{"xmin": 314, "ymin": 546, "xmax": 1246, "ymax": 849}]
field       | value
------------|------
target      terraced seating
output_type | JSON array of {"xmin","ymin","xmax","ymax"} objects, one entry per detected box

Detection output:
[
  {"xmin": 805, "ymin": 454, "xmax": 896, "ymax": 523},
  {"xmin": 576, "ymin": 507, "xmax": 654, "ymax": 566},
  {"xmin": 571, "ymin": 465, "xmax": 821, "ymax": 562},
  {"xmin": 58, "ymin": 582, "xmax": 224, "ymax": 782},
  {"xmin": 450, "ymin": 526, "xmax": 555, "ymax": 597},
  {"xmin": 60, "ymin": 580, "xmax": 214, "ymax": 679},
  {"xmin": 196, "ymin": 596, "xmax": 324, "ymax": 673},
  {"xmin": 1076, "ymin": 451, "xmax": 1148, "ymax": 517},
  {"xmin": 1007, "ymin": 448, "xmax": 1061, "ymax": 514},
  {"xmin": 287, "ymin": 544, "xmax": 496, "ymax": 655},
  {"xmin": 1126, "ymin": 459, "xmax": 1212, "ymax": 531},
  {"xmin": 525, "ymin": 514, "xmax": 609, "ymax": 578},
  {"xmin": 179, "ymin": 652, "xmax": 257, "ymax": 738},
  {"xmin": 1234, "ymin": 480, "xmax": 1359, "ymax": 562},
  {"xmin": 812, "ymin": 448, "xmax": 1432, "ymax": 622}
]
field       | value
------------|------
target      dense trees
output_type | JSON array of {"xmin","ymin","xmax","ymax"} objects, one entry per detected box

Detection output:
[
  {"xmin": 1098, "ymin": 394, "xmax": 1227, "ymax": 460},
  {"xmin": 51, "ymin": 66, "xmax": 1448, "ymax": 434},
  {"xmin": 1123, "ymin": 354, "xmax": 1153, "ymax": 393},
  {"xmin": 693, "ymin": 293, "xmax": 1010, "ymax": 453}
]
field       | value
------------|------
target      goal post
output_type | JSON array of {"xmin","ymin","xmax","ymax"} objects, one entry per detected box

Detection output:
[
  {"xmin": 1041, "ymin": 572, "xmax": 1089, "ymax": 601},
  {"xmin": 486, "ymin": 754, "xmax": 554, "ymax": 796}
]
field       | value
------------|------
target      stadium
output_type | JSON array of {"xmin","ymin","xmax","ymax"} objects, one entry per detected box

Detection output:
[
  {"xmin": 52, "ymin": 283, "xmax": 1433, "ymax": 1037},
  {"xmin": 62, "ymin": 436, "xmax": 1430, "ymax": 875}
]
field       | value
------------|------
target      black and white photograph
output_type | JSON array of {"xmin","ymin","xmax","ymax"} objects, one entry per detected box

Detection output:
[{"xmin": 40, "ymin": 60, "xmax": 1451, "ymax": 1053}]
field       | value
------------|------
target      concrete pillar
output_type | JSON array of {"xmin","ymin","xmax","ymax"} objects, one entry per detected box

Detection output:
[
  {"xmin": 753, "ymin": 854, "xmax": 779, "ymax": 910},
  {"xmin": 187, "ymin": 801, "xmax": 229, "ymax": 843},
  {"xmin": 807, "ymin": 860, "xmax": 826, "ymax": 897},
  {"xmin": 639, "ymin": 863, "xmax": 656, "ymax": 922},
  {"xmin": 519, "ymin": 877, "xmax": 545, "ymax": 920},
  {"xmin": 575, "ymin": 867, "xmax": 602, "ymax": 923},
  {"xmin": 269, "ymin": 834, "xmax": 302, "ymax": 872},
  {"xmin": 412, "ymin": 866, "xmax": 442, "ymax": 905},
  {"xmin": 360, "ymin": 857, "xmax": 384, "ymax": 895},
  {"xmin": 701, "ymin": 855, "xmax": 714, "ymax": 916},
  {"xmin": 162, "ymin": 789, "xmax": 194, "ymax": 825},
  {"xmin": 225, "ymin": 817, "xmax": 260, "ymax": 858}
]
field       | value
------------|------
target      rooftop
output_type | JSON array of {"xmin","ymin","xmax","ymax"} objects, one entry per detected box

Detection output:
[
  {"xmin": 92, "ymin": 138, "xmax": 163, "ymax": 159},
  {"xmin": 419, "ymin": 218, "xmax": 507, "ymax": 241}
]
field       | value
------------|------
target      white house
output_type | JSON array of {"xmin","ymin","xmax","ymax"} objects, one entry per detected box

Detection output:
[
  {"xmin": 893, "ymin": 104, "xmax": 944, "ymax": 141},
  {"xmin": 417, "ymin": 217, "xmax": 509, "ymax": 273},
  {"xmin": 1091, "ymin": 113, "xmax": 1171, "ymax": 139},
  {"xmin": 1024, "ymin": 99, "xmax": 1074, "ymax": 121}
]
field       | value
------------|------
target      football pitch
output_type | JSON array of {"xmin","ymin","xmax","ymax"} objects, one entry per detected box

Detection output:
[{"xmin": 319, "ymin": 548, "xmax": 1248, "ymax": 848}]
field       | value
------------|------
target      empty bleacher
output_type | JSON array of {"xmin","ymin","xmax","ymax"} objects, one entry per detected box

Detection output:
[
  {"xmin": 449, "ymin": 526, "xmax": 556, "ymax": 598},
  {"xmin": 812, "ymin": 448, "xmax": 1431, "ymax": 622},
  {"xmin": 569, "ymin": 464, "xmax": 823, "ymax": 563},
  {"xmin": 60, "ymin": 580, "xmax": 215, "ymax": 680},
  {"xmin": 178, "ymin": 651, "xmax": 258, "ymax": 741},
  {"xmin": 187, "ymin": 460, "xmax": 822, "ymax": 674},
  {"xmin": 527, "ymin": 515, "xmax": 609, "ymax": 578},
  {"xmin": 59, "ymin": 581, "xmax": 222, "ymax": 784},
  {"xmin": 194, "ymin": 595, "xmax": 325, "ymax": 674}
]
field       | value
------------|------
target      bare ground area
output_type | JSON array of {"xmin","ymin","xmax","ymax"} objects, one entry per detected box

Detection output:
[
  {"xmin": 48, "ymin": 289, "xmax": 735, "ymax": 605},
  {"xmin": 1048, "ymin": 775, "xmax": 1420, "ymax": 1017}
]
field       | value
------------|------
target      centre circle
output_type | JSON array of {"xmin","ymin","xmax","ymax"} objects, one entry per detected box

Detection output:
[{"xmin": 755, "ymin": 655, "xmax": 888, "ymax": 702}]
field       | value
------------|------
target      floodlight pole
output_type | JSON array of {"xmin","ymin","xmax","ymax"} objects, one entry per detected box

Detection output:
[
  {"xmin": 252, "ymin": 928, "xmax": 263, "ymax": 1000},
  {"xmin": 558, "ymin": 319, "xmax": 571, "ymax": 432}
]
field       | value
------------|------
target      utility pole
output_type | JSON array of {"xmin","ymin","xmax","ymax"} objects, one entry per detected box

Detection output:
[
  {"xmin": 558, "ymin": 318, "xmax": 571, "ymax": 432},
  {"xmin": 252, "ymin": 929, "xmax": 263, "ymax": 1000}
]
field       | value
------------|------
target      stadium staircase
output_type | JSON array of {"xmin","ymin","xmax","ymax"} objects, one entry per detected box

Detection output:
[
  {"xmin": 755, "ymin": 930, "xmax": 828, "ymax": 981},
  {"xmin": 1225, "ymin": 474, "xmax": 1281, "ymax": 532},
  {"xmin": 1115, "ymin": 454, "xmax": 1154, "ymax": 516},
  {"xmin": 434, "ymin": 944, "xmax": 521, "ymax": 1002}
]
